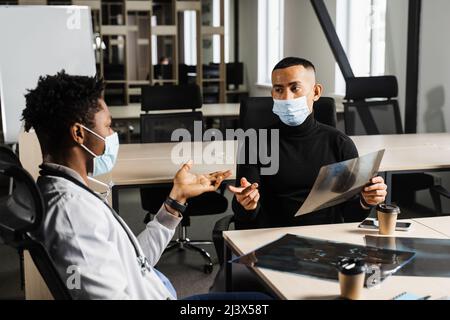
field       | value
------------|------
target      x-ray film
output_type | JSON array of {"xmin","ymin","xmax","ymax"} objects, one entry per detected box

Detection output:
[
  {"xmin": 295, "ymin": 150, "xmax": 385, "ymax": 217},
  {"xmin": 365, "ymin": 236, "xmax": 450, "ymax": 277},
  {"xmin": 232, "ymin": 234, "xmax": 415, "ymax": 286}
]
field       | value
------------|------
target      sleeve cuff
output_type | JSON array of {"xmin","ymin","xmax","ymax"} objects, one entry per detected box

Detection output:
[{"xmin": 154, "ymin": 205, "xmax": 182, "ymax": 230}]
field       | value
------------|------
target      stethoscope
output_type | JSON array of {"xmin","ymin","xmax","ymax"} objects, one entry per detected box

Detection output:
[{"xmin": 39, "ymin": 165, "xmax": 151, "ymax": 276}]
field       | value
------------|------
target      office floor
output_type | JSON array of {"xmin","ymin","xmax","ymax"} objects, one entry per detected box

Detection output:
[{"xmin": 0, "ymin": 183, "xmax": 448, "ymax": 300}]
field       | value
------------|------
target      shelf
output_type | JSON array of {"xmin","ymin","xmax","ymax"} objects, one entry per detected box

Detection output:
[
  {"xmin": 203, "ymin": 79, "xmax": 223, "ymax": 83},
  {"xmin": 201, "ymin": 26, "xmax": 225, "ymax": 36},
  {"xmin": 128, "ymin": 80, "xmax": 152, "ymax": 85},
  {"xmin": 137, "ymin": 38, "xmax": 150, "ymax": 45},
  {"xmin": 105, "ymin": 80, "xmax": 127, "ymax": 84},
  {"xmin": 152, "ymin": 25, "xmax": 177, "ymax": 36},
  {"xmin": 72, "ymin": 0, "xmax": 101, "ymax": 10},
  {"xmin": 101, "ymin": 25, "xmax": 128, "ymax": 36},
  {"xmin": 126, "ymin": 0, "xmax": 152, "ymax": 12},
  {"xmin": 176, "ymin": 1, "xmax": 201, "ymax": 12},
  {"xmin": 152, "ymin": 79, "xmax": 178, "ymax": 84}
]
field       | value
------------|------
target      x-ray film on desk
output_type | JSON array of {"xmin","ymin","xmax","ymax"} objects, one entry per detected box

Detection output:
[{"xmin": 295, "ymin": 150, "xmax": 385, "ymax": 217}]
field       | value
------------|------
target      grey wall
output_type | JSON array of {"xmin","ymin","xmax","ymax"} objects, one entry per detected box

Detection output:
[
  {"xmin": 238, "ymin": 0, "xmax": 262, "ymax": 95},
  {"xmin": 384, "ymin": 0, "xmax": 450, "ymax": 212},
  {"xmin": 416, "ymin": 0, "xmax": 450, "ymax": 213},
  {"xmin": 239, "ymin": 0, "xmax": 337, "ymax": 97},
  {"xmin": 284, "ymin": 0, "xmax": 337, "ymax": 96},
  {"xmin": 385, "ymin": 0, "xmax": 408, "ymax": 123},
  {"xmin": 418, "ymin": 0, "xmax": 450, "ymax": 134},
  {"xmin": 377, "ymin": 0, "xmax": 450, "ymax": 135}
]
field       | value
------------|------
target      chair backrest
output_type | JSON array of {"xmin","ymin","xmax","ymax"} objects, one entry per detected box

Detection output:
[
  {"xmin": 343, "ymin": 99, "xmax": 403, "ymax": 136},
  {"xmin": 0, "ymin": 146, "xmax": 71, "ymax": 300},
  {"xmin": 240, "ymin": 96, "xmax": 338, "ymax": 130},
  {"xmin": 140, "ymin": 112, "xmax": 204, "ymax": 143},
  {"xmin": 313, "ymin": 97, "xmax": 337, "ymax": 128},
  {"xmin": 153, "ymin": 64, "xmax": 174, "ymax": 81},
  {"xmin": 141, "ymin": 84, "xmax": 203, "ymax": 112},
  {"xmin": 343, "ymin": 75, "xmax": 403, "ymax": 135}
]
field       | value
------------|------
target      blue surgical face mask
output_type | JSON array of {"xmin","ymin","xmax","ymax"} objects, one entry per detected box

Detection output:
[
  {"xmin": 273, "ymin": 95, "xmax": 311, "ymax": 126},
  {"xmin": 80, "ymin": 125, "xmax": 119, "ymax": 177}
]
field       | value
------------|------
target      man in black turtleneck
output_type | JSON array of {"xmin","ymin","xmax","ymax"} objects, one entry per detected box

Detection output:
[
  {"xmin": 209, "ymin": 58, "xmax": 388, "ymax": 294},
  {"xmin": 229, "ymin": 57, "xmax": 388, "ymax": 229}
]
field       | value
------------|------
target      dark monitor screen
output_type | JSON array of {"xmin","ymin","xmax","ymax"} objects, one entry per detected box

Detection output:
[{"xmin": 227, "ymin": 62, "xmax": 244, "ymax": 86}]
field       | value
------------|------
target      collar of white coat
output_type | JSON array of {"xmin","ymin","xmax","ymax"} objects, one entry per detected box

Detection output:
[{"xmin": 41, "ymin": 162, "xmax": 86, "ymax": 185}]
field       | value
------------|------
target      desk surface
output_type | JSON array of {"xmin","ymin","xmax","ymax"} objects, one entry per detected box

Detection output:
[
  {"xmin": 352, "ymin": 133, "xmax": 450, "ymax": 172},
  {"xmin": 106, "ymin": 133, "xmax": 450, "ymax": 187},
  {"xmin": 223, "ymin": 217, "xmax": 450, "ymax": 300},
  {"xmin": 414, "ymin": 216, "xmax": 450, "ymax": 238},
  {"xmin": 109, "ymin": 103, "xmax": 240, "ymax": 120},
  {"xmin": 110, "ymin": 102, "xmax": 346, "ymax": 121},
  {"xmin": 106, "ymin": 141, "xmax": 238, "ymax": 186}
]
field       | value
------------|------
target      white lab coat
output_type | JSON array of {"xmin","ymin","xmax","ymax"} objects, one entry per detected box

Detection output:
[{"xmin": 33, "ymin": 163, "xmax": 181, "ymax": 300}]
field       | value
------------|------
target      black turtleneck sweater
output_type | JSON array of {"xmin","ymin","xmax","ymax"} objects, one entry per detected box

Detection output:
[{"xmin": 232, "ymin": 114, "xmax": 370, "ymax": 230}]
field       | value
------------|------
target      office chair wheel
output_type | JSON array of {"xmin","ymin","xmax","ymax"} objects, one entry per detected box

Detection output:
[{"xmin": 204, "ymin": 263, "xmax": 214, "ymax": 274}]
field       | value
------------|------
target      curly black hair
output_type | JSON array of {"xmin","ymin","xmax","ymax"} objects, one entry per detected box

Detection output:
[{"xmin": 22, "ymin": 70, "xmax": 105, "ymax": 154}]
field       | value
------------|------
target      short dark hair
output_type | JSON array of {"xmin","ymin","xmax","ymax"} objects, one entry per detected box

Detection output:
[
  {"xmin": 22, "ymin": 70, "xmax": 105, "ymax": 154},
  {"xmin": 272, "ymin": 57, "xmax": 316, "ymax": 73}
]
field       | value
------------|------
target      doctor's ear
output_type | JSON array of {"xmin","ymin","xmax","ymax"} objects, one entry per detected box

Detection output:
[
  {"xmin": 313, "ymin": 84, "xmax": 324, "ymax": 102},
  {"xmin": 70, "ymin": 123, "xmax": 85, "ymax": 144}
]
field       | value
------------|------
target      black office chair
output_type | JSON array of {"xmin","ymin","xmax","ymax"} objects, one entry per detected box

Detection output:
[
  {"xmin": 343, "ymin": 76, "xmax": 447, "ymax": 216},
  {"xmin": 140, "ymin": 84, "xmax": 228, "ymax": 273},
  {"xmin": 212, "ymin": 96, "xmax": 338, "ymax": 265},
  {"xmin": 153, "ymin": 64, "xmax": 174, "ymax": 81},
  {"xmin": 142, "ymin": 84, "xmax": 203, "ymax": 112},
  {"xmin": 0, "ymin": 146, "xmax": 72, "ymax": 300},
  {"xmin": 140, "ymin": 112, "xmax": 203, "ymax": 143}
]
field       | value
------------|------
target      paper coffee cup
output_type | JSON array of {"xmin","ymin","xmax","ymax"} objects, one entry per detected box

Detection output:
[
  {"xmin": 337, "ymin": 258, "xmax": 366, "ymax": 300},
  {"xmin": 377, "ymin": 204, "xmax": 401, "ymax": 235}
]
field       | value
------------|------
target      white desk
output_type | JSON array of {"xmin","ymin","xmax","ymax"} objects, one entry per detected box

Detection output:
[
  {"xmin": 223, "ymin": 217, "xmax": 450, "ymax": 300},
  {"xmin": 352, "ymin": 133, "xmax": 450, "ymax": 171},
  {"xmin": 413, "ymin": 216, "xmax": 450, "ymax": 238},
  {"xmin": 351, "ymin": 133, "xmax": 450, "ymax": 203},
  {"xmin": 109, "ymin": 103, "xmax": 240, "ymax": 120},
  {"xmin": 108, "ymin": 133, "xmax": 450, "ymax": 184},
  {"xmin": 104, "ymin": 133, "xmax": 450, "ymax": 210},
  {"xmin": 110, "ymin": 102, "xmax": 345, "ymax": 121}
]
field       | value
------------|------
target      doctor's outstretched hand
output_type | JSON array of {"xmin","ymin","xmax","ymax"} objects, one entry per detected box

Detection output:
[{"xmin": 169, "ymin": 160, "xmax": 232, "ymax": 205}]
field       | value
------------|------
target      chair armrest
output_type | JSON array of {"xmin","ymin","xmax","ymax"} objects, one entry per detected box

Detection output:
[{"xmin": 212, "ymin": 214, "xmax": 235, "ymax": 265}]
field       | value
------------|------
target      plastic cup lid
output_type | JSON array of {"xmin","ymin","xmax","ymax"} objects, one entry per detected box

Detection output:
[
  {"xmin": 377, "ymin": 203, "xmax": 401, "ymax": 215},
  {"xmin": 337, "ymin": 258, "xmax": 367, "ymax": 275}
]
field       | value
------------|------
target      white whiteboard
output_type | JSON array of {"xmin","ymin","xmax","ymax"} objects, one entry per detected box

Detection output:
[{"xmin": 0, "ymin": 6, "xmax": 96, "ymax": 144}]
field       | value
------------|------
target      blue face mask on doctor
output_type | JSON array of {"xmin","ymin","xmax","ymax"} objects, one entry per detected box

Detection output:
[
  {"xmin": 79, "ymin": 125, "xmax": 119, "ymax": 177},
  {"xmin": 273, "ymin": 95, "xmax": 311, "ymax": 127}
]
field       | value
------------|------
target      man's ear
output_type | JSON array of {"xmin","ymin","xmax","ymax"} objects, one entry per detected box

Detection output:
[
  {"xmin": 313, "ymin": 84, "xmax": 324, "ymax": 102},
  {"xmin": 70, "ymin": 123, "xmax": 85, "ymax": 145}
]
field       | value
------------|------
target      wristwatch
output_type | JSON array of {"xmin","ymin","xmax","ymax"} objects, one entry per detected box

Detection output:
[{"xmin": 165, "ymin": 196, "xmax": 188, "ymax": 214}]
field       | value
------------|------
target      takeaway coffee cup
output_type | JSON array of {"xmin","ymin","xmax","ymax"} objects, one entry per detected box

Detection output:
[
  {"xmin": 338, "ymin": 258, "xmax": 366, "ymax": 300},
  {"xmin": 377, "ymin": 204, "xmax": 401, "ymax": 235}
]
